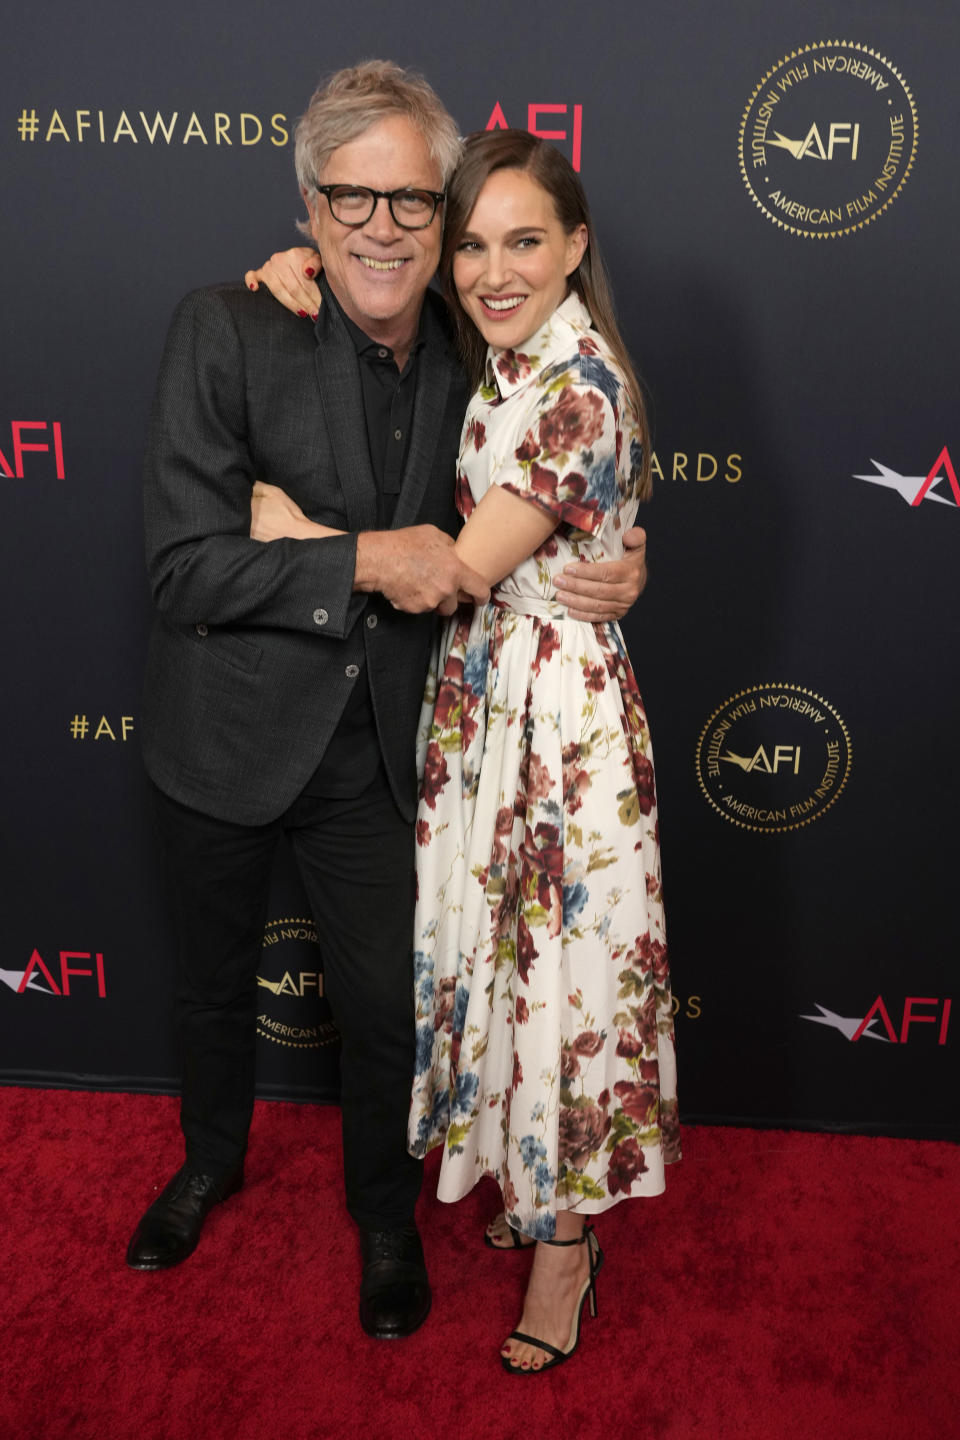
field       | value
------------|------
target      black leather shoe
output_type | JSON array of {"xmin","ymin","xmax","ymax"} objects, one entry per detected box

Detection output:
[
  {"xmin": 126, "ymin": 1164, "xmax": 243, "ymax": 1271},
  {"xmin": 358, "ymin": 1224, "xmax": 431, "ymax": 1339}
]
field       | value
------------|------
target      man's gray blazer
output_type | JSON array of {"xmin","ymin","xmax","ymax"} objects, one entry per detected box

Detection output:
[{"xmin": 141, "ymin": 279, "xmax": 467, "ymax": 827}]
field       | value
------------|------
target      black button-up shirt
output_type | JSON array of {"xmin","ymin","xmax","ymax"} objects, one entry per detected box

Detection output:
[{"xmin": 301, "ymin": 297, "xmax": 426, "ymax": 799}]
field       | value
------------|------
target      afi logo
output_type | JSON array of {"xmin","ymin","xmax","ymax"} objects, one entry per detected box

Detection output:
[
  {"xmin": 2, "ymin": 949, "xmax": 106, "ymax": 997},
  {"xmin": 485, "ymin": 103, "xmax": 583, "ymax": 171},
  {"xmin": 721, "ymin": 744, "xmax": 801, "ymax": 774},
  {"xmin": 769, "ymin": 122, "xmax": 860, "ymax": 160},
  {"xmin": 854, "ymin": 446, "xmax": 959, "ymax": 509},
  {"xmin": 0, "ymin": 422, "xmax": 65, "ymax": 478},
  {"xmin": 257, "ymin": 970, "xmax": 323, "ymax": 998},
  {"xmin": 802, "ymin": 996, "xmax": 951, "ymax": 1044}
]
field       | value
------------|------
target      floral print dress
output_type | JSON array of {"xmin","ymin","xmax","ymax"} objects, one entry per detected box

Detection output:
[{"xmin": 407, "ymin": 293, "xmax": 679, "ymax": 1238}]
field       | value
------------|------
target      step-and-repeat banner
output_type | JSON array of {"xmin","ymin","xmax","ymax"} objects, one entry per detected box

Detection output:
[{"xmin": 3, "ymin": 1, "xmax": 957, "ymax": 1136}]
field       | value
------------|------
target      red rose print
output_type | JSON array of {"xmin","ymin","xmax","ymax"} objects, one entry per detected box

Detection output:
[
  {"xmin": 572, "ymin": 1030, "xmax": 605, "ymax": 1057},
  {"xmin": 582, "ymin": 661, "xmax": 606, "ymax": 694},
  {"xmin": 464, "ymin": 417, "xmax": 487, "ymax": 452},
  {"xmin": 515, "ymin": 996, "xmax": 529, "ymax": 1024},
  {"xmin": 517, "ymin": 915, "xmax": 538, "ymax": 984},
  {"xmin": 562, "ymin": 742, "xmax": 591, "ymax": 814},
  {"xmin": 416, "ymin": 819, "xmax": 431, "ymax": 847},
  {"xmin": 455, "ymin": 468, "xmax": 475, "ymax": 519},
  {"xmin": 558, "ymin": 1097, "xmax": 610, "ymax": 1168},
  {"xmin": 633, "ymin": 752, "xmax": 656, "ymax": 816},
  {"xmin": 613, "ymin": 1078, "xmax": 658, "ymax": 1126},
  {"xmin": 532, "ymin": 624, "xmax": 560, "ymax": 677},
  {"xmin": 491, "ymin": 804, "xmax": 515, "ymax": 866},
  {"xmin": 538, "ymin": 385, "xmax": 605, "ymax": 457},
  {"xmin": 607, "ymin": 1137, "xmax": 648, "ymax": 1196},
  {"xmin": 515, "ymin": 429, "xmax": 539, "ymax": 463},
  {"xmin": 561, "ymin": 1045, "xmax": 581, "ymax": 1080},
  {"xmin": 615, "ymin": 1028, "xmax": 644, "ymax": 1059},
  {"xmin": 525, "ymin": 751, "xmax": 554, "ymax": 804},
  {"xmin": 421, "ymin": 741, "xmax": 450, "ymax": 811}
]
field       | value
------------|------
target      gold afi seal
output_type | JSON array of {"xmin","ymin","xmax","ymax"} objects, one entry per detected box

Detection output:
[
  {"xmin": 695, "ymin": 684, "xmax": 852, "ymax": 833},
  {"xmin": 738, "ymin": 41, "xmax": 917, "ymax": 238},
  {"xmin": 256, "ymin": 916, "xmax": 339, "ymax": 1050}
]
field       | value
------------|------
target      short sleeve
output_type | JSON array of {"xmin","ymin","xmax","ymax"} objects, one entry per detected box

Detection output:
[{"xmin": 495, "ymin": 377, "xmax": 620, "ymax": 536}]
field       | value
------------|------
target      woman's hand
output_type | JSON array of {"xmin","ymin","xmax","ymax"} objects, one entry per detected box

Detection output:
[
  {"xmin": 244, "ymin": 247, "xmax": 322, "ymax": 320},
  {"xmin": 250, "ymin": 482, "xmax": 342, "ymax": 542},
  {"xmin": 554, "ymin": 525, "xmax": 648, "ymax": 622}
]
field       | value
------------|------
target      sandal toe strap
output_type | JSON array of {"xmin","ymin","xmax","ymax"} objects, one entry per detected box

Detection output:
[{"xmin": 505, "ymin": 1330, "xmax": 565, "ymax": 1362}]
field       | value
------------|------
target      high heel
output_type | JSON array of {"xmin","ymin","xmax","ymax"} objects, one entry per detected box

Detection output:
[{"xmin": 500, "ymin": 1226, "xmax": 604, "ymax": 1375}]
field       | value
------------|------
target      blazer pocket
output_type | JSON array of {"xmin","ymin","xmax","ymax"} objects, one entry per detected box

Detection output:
[{"xmin": 173, "ymin": 619, "xmax": 263, "ymax": 674}]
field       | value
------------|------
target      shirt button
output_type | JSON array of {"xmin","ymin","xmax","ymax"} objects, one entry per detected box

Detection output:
[
  {"xmin": 345, "ymin": 664, "xmax": 360, "ymax": 678},
  {"xmin": 313, "ymin": 608, "xmax": 328, "ymax": 626},
  {"xmin": 366, "ymin": 613, "xmax": 378, "ymax": 629},
  {"xmin": 195, "ymin": 623, "xmax": 208, "ymax": 637},
  {"xmin": 377, "ymin": 348, "xmax": 389, "ymax": 359},
  {"xmin": 394, "ymin": 429, "xmax": 402, "ymax": 441}
]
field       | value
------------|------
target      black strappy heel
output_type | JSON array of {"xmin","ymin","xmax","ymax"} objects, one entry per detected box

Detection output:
[{"xmin": 500, "ymin": 1225, "xmax": 604, "ymax": 1375}]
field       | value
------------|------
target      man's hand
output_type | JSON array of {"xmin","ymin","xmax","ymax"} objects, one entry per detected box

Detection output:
[
  {"xmin": 554, "ymin": 525, "xmax": 648, "ymax": 622},
  {"xmin": 355, "ymin": 527, "xmax": 490, "ymax": 615},
  {"xmin": 245, "ymin": 247, "xmax": 322, "ymax": 320}
]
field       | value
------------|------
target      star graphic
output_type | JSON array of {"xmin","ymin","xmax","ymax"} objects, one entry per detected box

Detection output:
[
  {"xmin": 798, "ymin": 1003, "xmax": 890, "ymax": 1042},
  {"xmin": 0, "ymin": 967, "xmax": 54, "ymax": 995},
  {"xmin": 853, "ymin": 460, "xmax": 958, "ymax": 507}
]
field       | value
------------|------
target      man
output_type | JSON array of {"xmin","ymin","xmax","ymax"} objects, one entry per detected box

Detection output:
[{"xmin": 129, "ymin": 61, "xmax": 646, "ymax": 1340}]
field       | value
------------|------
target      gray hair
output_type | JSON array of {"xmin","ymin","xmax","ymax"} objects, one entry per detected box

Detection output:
[{"xmin": 294, "ymin": 60, "xmax": 462, "ymax": 206}]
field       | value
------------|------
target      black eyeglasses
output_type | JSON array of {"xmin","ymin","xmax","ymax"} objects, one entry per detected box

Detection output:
[{"xmin": 315, "ymin": 184, "xmax": 445, "ymax": 230}]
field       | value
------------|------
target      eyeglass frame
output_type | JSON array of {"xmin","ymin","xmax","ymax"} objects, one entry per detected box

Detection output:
[{"xmin": 314, "ymin": 184, "xmax": 446, "ymax": 231}]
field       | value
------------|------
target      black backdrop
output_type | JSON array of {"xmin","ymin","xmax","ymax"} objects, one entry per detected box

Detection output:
[{"xmin": 3, "ymin": 0, "xmax": 957, "ymax": 1137}]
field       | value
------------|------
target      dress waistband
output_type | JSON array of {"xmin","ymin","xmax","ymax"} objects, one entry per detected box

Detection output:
[{"xmin": 491, "ymin": 590, "xmax": 569, "ymax": 620}]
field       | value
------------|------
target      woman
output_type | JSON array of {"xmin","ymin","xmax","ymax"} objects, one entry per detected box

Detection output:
[{"xmin": 251, "ymin": 131, "xmax": 679, "ymax": 1374}]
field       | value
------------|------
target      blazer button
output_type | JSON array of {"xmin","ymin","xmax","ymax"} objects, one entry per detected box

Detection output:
[
  {"xmin": 366, "ymin": 614, "xmax": 378, "ymax": 629},
  {"xmin": 313, "ymin": 608, "xmax": 329, "ymax": 627},
  {"xmin": 195, "ymin": 623, "xmax": 208, "ymax": 637},
  {"xmin": 345, "ymin": 664, "xmax": 360, "ymax": 678}
]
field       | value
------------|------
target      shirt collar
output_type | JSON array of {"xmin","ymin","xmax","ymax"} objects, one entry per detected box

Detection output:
[{"xmin": 485, "ymin": 291, "xmax": 593, "ymax": 399}]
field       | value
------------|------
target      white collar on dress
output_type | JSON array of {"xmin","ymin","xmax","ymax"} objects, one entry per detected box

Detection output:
[{"xmin": 484, "ymin": 291, "xmax": 594, "ymax": 400}]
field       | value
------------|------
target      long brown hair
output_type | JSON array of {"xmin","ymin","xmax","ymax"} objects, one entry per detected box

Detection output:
[{"xmin": 440, "ymin": 129, "xmax": 651, "ymax": 498}]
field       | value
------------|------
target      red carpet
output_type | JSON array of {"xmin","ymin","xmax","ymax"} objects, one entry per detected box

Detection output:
[{"xmin": 1, "ymin": 1088, "xmax": 957, "ymax": 1440}]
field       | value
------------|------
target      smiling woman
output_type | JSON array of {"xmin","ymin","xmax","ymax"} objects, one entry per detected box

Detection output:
[{"xmin": 451, "ymin": 168, "xmax": 587, "ymax": 350}]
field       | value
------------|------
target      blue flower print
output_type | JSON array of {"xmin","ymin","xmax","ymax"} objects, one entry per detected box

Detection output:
[
  {"xmin": 563, "ymin": 880, "xmax": 589, "ymax": 927},
  {"xmin": 415, "ymin": 1021, "xmax": 434, "ymax": 1073},
  {"xmin": 452, "ymin": 982, "xmax": 469, "ymax": 1035},
  {"xmin": 580, "ymin": 352, "xmax": 621, "ymax": 410},
  {"xmin": 453, "ymin": 1069, "xmax": 479, "ymax": 1117},
  {"xmin": 584, "ymin": 452, "xmax": 618, "ymax": 514},
  {"xmin": 519, "ymin": 1134, "xmax": 548, "ymax": 1169},
  {"xmin": 463, "ymin": 642, "xmax": 488, "ymax": 698}
]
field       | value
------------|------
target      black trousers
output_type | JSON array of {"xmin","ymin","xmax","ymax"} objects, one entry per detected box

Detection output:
[{"xmin": 151, "ymin": 766, "xmax": 422, "ymax": 1230}]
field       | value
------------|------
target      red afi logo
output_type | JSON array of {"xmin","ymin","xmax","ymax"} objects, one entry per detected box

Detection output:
[
  {"xmin": 11, "ymin": 949, "xmax": 107, "ymax": 997},
  {"xmin": 0, "ymin": 422, "xmax": 65, "ymax": 478},
  {"xmin": 485, "ymin": 103, "xmax": 583, "ymax": 172}
]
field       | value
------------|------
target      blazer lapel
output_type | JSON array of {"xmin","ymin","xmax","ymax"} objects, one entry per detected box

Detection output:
[
  {"xmin": 393, "ymin": 300, "xmax": 455, "ymax": 529},
  {"xmin": 313, "ymin": 284, "xmax": 379, "ymax": 534}
]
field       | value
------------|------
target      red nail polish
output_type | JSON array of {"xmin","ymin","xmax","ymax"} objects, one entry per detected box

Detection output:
[
  {"xmin": 248, "ymin": 283, "xmax": 256, "ymax": 291},
  {"xmin": 305, "ymin": 267, "xmax": 316, "ymax": 277},
  {"xmin": 297, "ymin": 309, "xmax": 308, "ymax": 318},
  {"xmin": 311, "ymin": 313, "xmax": 319, "ymax": 321}
]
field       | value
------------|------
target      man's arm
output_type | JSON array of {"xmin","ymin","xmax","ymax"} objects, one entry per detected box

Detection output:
[{"xmin": 145, "ymin": 287, "xmax": 372, "ymax": 639}]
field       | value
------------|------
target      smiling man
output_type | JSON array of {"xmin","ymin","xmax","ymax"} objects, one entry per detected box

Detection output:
[{"xmin": 130, "ymin": 62, "xmax": 645, "ymax": 1340}]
